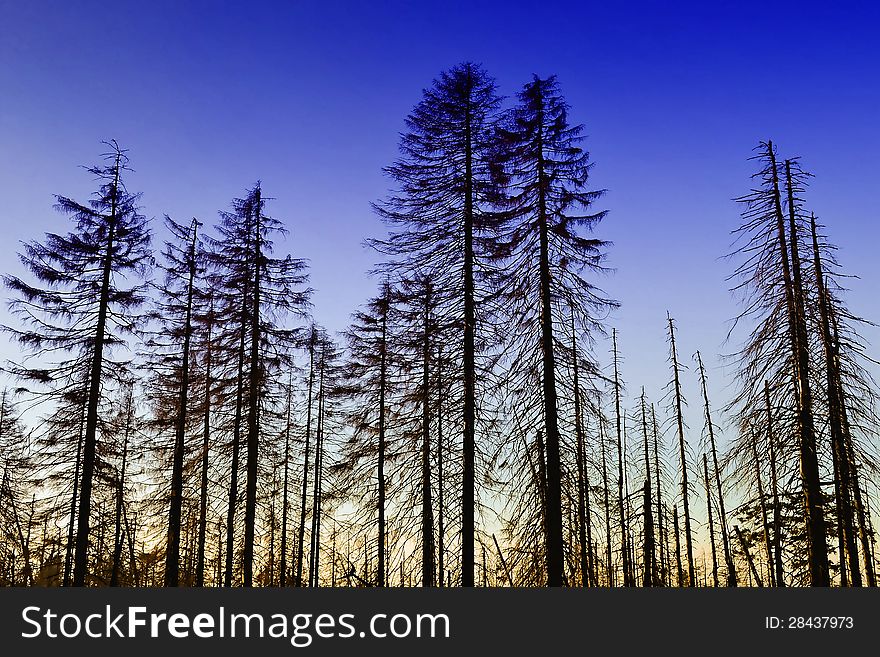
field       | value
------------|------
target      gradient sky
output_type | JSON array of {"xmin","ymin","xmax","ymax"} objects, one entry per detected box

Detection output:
[{"xmin": 1, "ymin": 0, "xmax": 879, "ymax": 438}]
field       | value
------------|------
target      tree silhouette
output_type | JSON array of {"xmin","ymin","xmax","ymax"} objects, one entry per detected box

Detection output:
[
  {"xmin": 206, "ymin": 183, "xmax": 310, "ymax": 586},
  {"xmin": 3, "ymin": 141, "xmax": 151, "ymax": 586},
  {"xmin": 372, "ymin": 63, "xmax": 504, "ymax": 586},
  {"xmin": 491, "ymin": 75, "xmax": 612, "ymax": 586}
]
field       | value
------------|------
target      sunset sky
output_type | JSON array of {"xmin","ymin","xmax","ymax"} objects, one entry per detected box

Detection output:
[{"xmin": 1, "ymin": 0, "xmax": 878, "ymax": 422}]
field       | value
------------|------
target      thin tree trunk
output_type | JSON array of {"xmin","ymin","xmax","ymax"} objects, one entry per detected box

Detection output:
[
  {"xmin": 667, "ymin": 314, "xmax": 695, "ymax": 586},
  {"xmin": 750, "ymin": 429, "xmax": 775, "ymax": 586},
  {"xmin": 584, "ymin": 465, "xmax": 595, "ymax": 587},
  {"xmin": 421, "ymin": 282, "xmax": 435, "ymax": 586},
  {"xmin": 572, "ymin": 313, "xmax": 591, "ymax": 586},
  {"xmin": 279, "ymin": 371, "xmax": 292, "ymax": 587},
  {"xmin": 122, "ymin": 506, "xmax": 138, "ymax": 586},
  {"xmin": 166, "ymin": 219, "xmax": 198, "ymax": 587},
  {"xmin": 111, "ymin": 389, "xmax": 133, "ymax": 586},
  {"xmin": 268, "ymin": 465, "xmax": 276, "ymax": 586},
  {"xmin": 859, "ymin": 487, "xmax": 877, "ymax": 586},
  {"xmin": 702, "ymin": 454, "xmax": 719, "ymax": 587},
  {"xmin": 673, "ymin": 505, "xmax": 683, "ymax": 587},
  {"xmin": 696, "ymin": 352, "xmax": 736, "ymax": 586},
  {"xmin": 765, "ymin": 382, "xmax": 785, "ymax": 587},
  {"xmin": 642, "ymin": 479, "xmax": 655, "ymax": 587},
  {"xmin": 810, "ymin": 216, "xmax": 860, "ymax": 585},
  {"xmin": 224, "ymin": 237, "xmax": 252, "ymax": 587},
  {"xmin": 96, "ymin": 500, "xmax": 105, "ymax": 580},
  {"xmin": 536, "ymin": 431, "xmax": 548, "ymax": 534},
  {"xmin": 295, "ymin": 331, "xmax": 316, "ymax": 587},
  {"xmin": 493, "ymin": 534, "xmax": 513, "ymax": 586},
  {"xmin": 196, "ymin": 301, "xmax": 213, "ymax": 587},
  {"xmin": 600, "ymin": 417, "xmax": 613, "ymax": 586},
  {"xmin": 73, "ymin": 155, "xmax": 121, "ymax": 587},
  {"xmin": 64, "ymin": 402, "xmax": 86, "ymax": 587},
  {"xmin": 651, "ymin": 405, "xmax": 666, "ymax": 586},
  {"xmin": 242, "ymin": 189, "xmax": 262, "ymax": 587},
  {"xmin": 216, "ymin": 519, "xmax": 223, "ymax": 587},
  {"xmin": 331, "ymin": 525, "xmax": 336, "ymax": 587},
  {"xmin": 735, "ymin": 525, "xmax": 764, "ymax": 587},
  {"xmin": 224, "ymin": 322, "xmax": 246, "ymax": 587},
  {"xmin": 437, "ymin": 345, "xmax": 445, "ymax": 587},
  {"xmin": 460, "ymin": 65, "xmax": 478, "ymax": 589},
  {"xmin": 535, "ymin": 100, "xmax": 563, "ymax": 587},
  {"xmin": 849, "ymin": 452, "xmax": 874, "ymax": 587},
  {"xmin": 309, "ymin": 357, "xmax": 326, "ymax": 588},
  {"xmin": 378, "ymin": 294, "xmax": 388, "ymax": 587},
  {"xmin": 830, "ymin": 428, "xmax": 849, "ymax": 586},
  {"xmin": 612, "ymin": 331, "xmax": 630, "ymax": 586},
  {"xmin": 828, "ymin": 302, "xmax": 875, "ymax": 587},
  {"xmin": 776, "ymin": 152, "xmax": 829, "ymax": 586},
  {"xmin": 640, "ymin": 391, "xmax": 655, "ymax": 586}
]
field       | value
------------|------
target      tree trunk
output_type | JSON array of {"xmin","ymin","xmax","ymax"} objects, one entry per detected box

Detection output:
[
  {"xmin": 535, "ymin": 101, "xmax": 563, "ymax": 587},
  {"xmin": 774, "ymin": 151, "xmax": 829, "ymax": 586},
  {"xmin": 111, "ymin": 389, "xmax": 133, "ymax": 586},
  {"xmin": 572, "ymin": 320, "xmax": 591, "ymax": 586},
  {"xmin": 810, "ymin": 216, "xmax": 860, "ymax": 585},
  {"xmin": 750, "ymin": 429, "xmax": 775, "ymax": 586},
  {"xmin": 667, "ymin": 314, "xmax": 695, "ymax": 586},
  {"xmin": 437, "ymin": 345, "xmax": 445, "ymax": 587},
  {"xmin": 224, "ymin": 310, "xmax": 247, "ymax": 587},
  {"xmin": 702, "ymin": 454, "xmax": 719, "ymax": 587},
  {"xmin": 461, "ymin": 67, "xmax": 476, "ymax": 588},
  {"xmin": 696, "ymin": 352, "xmax": 736, "ymax": 586},
  {"xmin": 378, "ymin": 295, "xmax": 388, "ymax": 587},
  {"xmin": 279, "ymin": 372, "xmax": 292, "ymax": 587},
  {"xmin": 735, "ymin": 525, "xmax": 764, "ymax": 587},
  {"xmin": 651, "ymin": 405, "xmax": 666, "ymax": 586},
  {"xmin": 64, "ymin": 403, "xmax": 86, "ymax": 586},
  {"xmin": 673, "ymin": 505, "xmax": 683, "ymax": 587},
  {"xmin": 851, "ymin": 478, "xmax": 875, "ymax": 586},
  {"xmin": 243, "ymin": 188, "xmax": 262, "ymax": 587},
  {"xmin": 309, "ymin": 356, "xmax": 325, "ymax": 587},
  {"xmin": 640, "ymin": 391, "xmax": 655, "ymax": 586},
  {"xmin": 642, "ymin": 480, "xmax": 655, "ymax": 587},
  {"xmin": 73, "ymin": 155, "xmax": 121, "ymax": 587},
  {"xmin": 268, "ymin": 468, "xmax": 276, "ymax": 586},
  {"xmin": 536, "ymin": 431, "xmax": 548, "ymax": 541},
  {"xmin": 216, "ymin": 519, "xmax": 223, "ymax": 587},
  {"xmin": 612, "ymin": 331, "xmax": 630, "ymax": 586},
  {"xmin": 765, "ymin": 382, "xmax": 785, "ymax": 587},
  {"xmin": 123, "ymin": 506, "xmax": 139, "ymax": 586},
  {"xmin": 295, "ymin": 331, "xmax": 316, "ymax": 587},
  {"xmin": 196, "ymin": 302, "xmax": 213, "ymax": 587},
  {"xmin": 166, "ymin": 219, "xmax": 198, "ymax": 587},
  {"xmin": 600, "ymin": 418, "xmax": 613, "ymax": 586},
  {"xmin": 421, "ymin": 282, "xmax": 435, "ymax": 586},
  {"xmin": 827, "ymin": 302, "xmax": 875, "ymax": 587},
  {"xmin": 224, "ymin": 226, "xmax": 253, "ymax": 588}
]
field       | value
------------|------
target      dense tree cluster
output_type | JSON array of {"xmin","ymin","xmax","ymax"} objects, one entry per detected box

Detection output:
[{"xmin": 0, "ymin": 69, "xmax": 877, "ymax": 588}]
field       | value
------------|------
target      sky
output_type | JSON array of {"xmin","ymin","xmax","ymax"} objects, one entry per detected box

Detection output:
[{"xmin": 1, "ymin": 0, "xmax": 879, "ymax": 443}]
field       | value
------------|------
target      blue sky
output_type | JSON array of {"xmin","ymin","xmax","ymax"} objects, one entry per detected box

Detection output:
[{"xmin": 1, "ymin": 0, "xmax": 879, "ymax": 436}]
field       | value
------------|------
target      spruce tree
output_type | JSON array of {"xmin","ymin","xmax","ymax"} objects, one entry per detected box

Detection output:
[
  {"xmin": 143, "ymin": 216, "xmax": 203, "ymax": 586},
  {"xmin": 726, "ymin": 142, "xmax": 830, "ymax": 585},
  {"xmin": 207, "ymin": 183, "xmax": 310, "ymax": 586},
  {"xmin": 492, "ymin": 75, "xmax": 611, "ymax": 586},
  {"xmin": 338, "ymin": 287, "xmax": 395, "ymax": 586},
  {"xmin": 3, "ymin": 141, "xmax": 151, "ymax": 586},
  {"xmin": 372, "ymin": 63, "xmax": 504, "ymax": 586}
]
